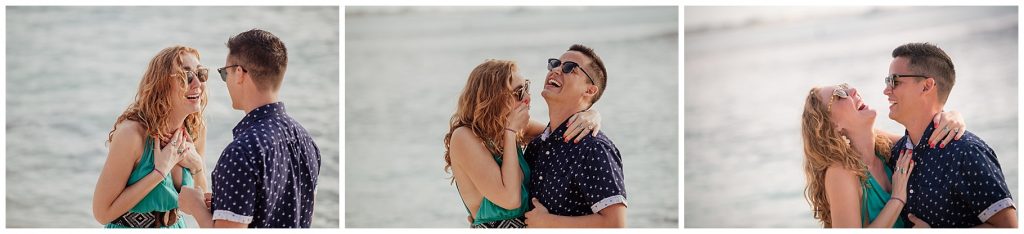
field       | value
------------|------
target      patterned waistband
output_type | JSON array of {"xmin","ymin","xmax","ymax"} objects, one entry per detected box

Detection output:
[
  {"xmin": 471, "ymin": 216, "xmax": 526, "ymax": 228},
  {"xmin": 110, "ymin": 209, "xmax": 179, "ymax": 228}
]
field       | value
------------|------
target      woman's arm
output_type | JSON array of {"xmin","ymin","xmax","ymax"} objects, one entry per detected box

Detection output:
[
  {"xmin": 874, "ymin": 129, "xmax": 902, "ymax": 143},
  {"xmin": 450, "ymin": 128, "xmax": 524, "ymax": 209},
  {"xmin": 928, "ymin": 110, "xmax": 966, "ymax": 148},
  {"xmin": 174, "ymin": 127, "xmax": 208, "ymax": 192},
  {"xmin": 564, "ymin": 109, "xmax": 601, "ymax": 143},
  {"xmin": 525, "ymin": 198, "xmax": 625, "ymax": 227},
  {"xmin": 824, "ymin": 165, "xmax": 866, "ymax": 228},
  {"xmin": 92, "ymin": 123, "xmax": 184, "ymax": 224},
  {"xmin": 524, "ymin": 119, "xmax": 546, "ymax": 143},
  {"xmin": 876, "ymin": 111, "xmax": 967, "ymax": 146},
  {"xmin": 864, "ymin": 149, "xmax": 915, "ymax": 228},
  {"xmin": 193, "ymin": 128, "xmax": 208, "ymax": 192}
]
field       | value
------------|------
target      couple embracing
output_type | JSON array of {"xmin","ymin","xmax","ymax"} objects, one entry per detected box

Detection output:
[
  {"xmin": 444, "ymin": 44, "xmax": 628, "ymax": 228},
  {"xmin": 802, "ymin": 42, "xmax": 1017, "ymax": 228},
  {"xmin": 92, "ymin": 29, "xmax": 321, "ymax": 228}
]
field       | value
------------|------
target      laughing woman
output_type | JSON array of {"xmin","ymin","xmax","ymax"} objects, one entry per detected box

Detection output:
[{"xmin": 92, "ymin": 46, "xmax": 209, "ymax": 228}]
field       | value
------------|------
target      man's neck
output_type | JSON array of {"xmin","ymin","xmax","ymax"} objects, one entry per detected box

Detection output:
[
  {"xmin": 905, "ymin": 107, "xmax": 942, "ymax": 146},
  {"xmin": 243, "ymin": 93, "xmax": 279, "ymax": 114},
  {"xmin": 547, "ymin": 101, "xmax": 589, "ymax": 131}
]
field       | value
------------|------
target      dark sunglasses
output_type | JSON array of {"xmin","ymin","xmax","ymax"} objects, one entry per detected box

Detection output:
[
  {"xmin": 217, "ymin": 65, "xmax": 247, "ymax": 82},
  {"xmin": 547, "ymin": 58, "xmax": 596, "ymax": 85},
  {"xmin": 885, "ymin": 74, "xmax": 928, "ymax": 89},
  {"xmin": 183, "ymin": 66, "xmax": 209, "ymax": 84},
  {"xmin": 512, "ymin": 80, "xmax": 530, "ymax": 101}
]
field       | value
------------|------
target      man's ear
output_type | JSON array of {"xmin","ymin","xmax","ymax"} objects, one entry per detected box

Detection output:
[
  {"xmin": 584, "ymin": 85, "xmax": 599, "ymax": 96},
  {"xmin": 922, "ymin": 78, "xmax": 936, "ymax": 93},
  {"xmin": 234, "ymin": 68, "xmax": 248, "ymax": 86}
]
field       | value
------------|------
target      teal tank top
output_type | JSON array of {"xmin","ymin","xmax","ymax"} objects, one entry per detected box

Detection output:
[
  {"xmin": 861, "ymin": 153, "xmax": 905, "ymax": 228},
  {"xmin": 105, "ymin": 137, "xmax": 194, "ymax": 228},
  {"xmin": 457, "ymin": 146, "xmax": 530, "ymax": 225}
]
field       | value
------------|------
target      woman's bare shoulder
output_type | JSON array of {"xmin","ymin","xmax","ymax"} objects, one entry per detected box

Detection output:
[
  {"xmin": 449, "ymin": 127, "xmax": 487, "ymax": 160},
  {"xmin": 109, "ymin": 120, "xmax": 147, "ymax": 152}
]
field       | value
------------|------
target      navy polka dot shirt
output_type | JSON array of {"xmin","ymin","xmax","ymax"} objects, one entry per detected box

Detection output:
[
  {"xmin": 524, "ymin": 119, "xmax": 627, "ymax": 216},
  {"xmin": 212, "ymin": 102, "xmax": 321, "ymax": 228},
  {"xmin": 888, "ymin": 123, "xmax": 1015, "ymax": 228}
]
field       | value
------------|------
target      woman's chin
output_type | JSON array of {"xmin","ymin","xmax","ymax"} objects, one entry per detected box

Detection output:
[{"xmin": 860, "ymin": 109, "xmax": 878, "ymax": 125}]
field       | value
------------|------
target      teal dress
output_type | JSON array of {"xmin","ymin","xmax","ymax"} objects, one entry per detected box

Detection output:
[
  {"xmin": 861, "ymin": 153, "xmax": 905, "ymax": 228},
  {"xmin": 456, "ymin": 146, "xmax": 530, "ymax": 227},
  {"xmin": 105, "ymin": 137, "xmax": 194, "ymax": 228}
]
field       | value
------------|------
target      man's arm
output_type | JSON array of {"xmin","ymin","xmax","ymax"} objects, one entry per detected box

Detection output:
[
  {"xmin": 214, "ymin": 220, "xmax": 249, "ymax": 228},
  {"xmin": 178, "ymin": 187, "xmax": 249, "ymax": 229},
  {"xmin": 178, "ymin": 186, "xmax": 214, "ymax": 228},
  {"xmin": 524, "ymin": 198, "xmax": 626, "ymax": 228},
  {"xmin": 976, "ymin": 207, "xmax": 1018, "ymax": 228}
]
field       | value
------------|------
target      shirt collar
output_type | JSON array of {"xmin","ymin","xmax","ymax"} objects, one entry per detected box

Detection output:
[
  {"xmin": 233, "ymin": 102, "xmax": 286, "ymax": 136},
  {"xmin": 904, "ymin": 118, "xmax": 938, "ymax": 150},
  {"xmin": 539, "ymin": 117, "xmax": 572, "ymax": 141}
]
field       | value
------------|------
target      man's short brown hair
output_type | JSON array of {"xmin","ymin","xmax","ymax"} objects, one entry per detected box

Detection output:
[
  {"xmin": 892, "ymin": 42, "xmax": 955, "ymax": 104},
  {"xmin": 568, "ymin": 44, "xmax": 607, "ymax": 105},
  {"xmin": 227, "ymin": 29, "xmax": 288, "ymax": 91}
]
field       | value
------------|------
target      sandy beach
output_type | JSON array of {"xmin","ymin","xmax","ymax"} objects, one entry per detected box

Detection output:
[
  {"xmin": 685, "ymin": 6, "xmax": 1018, "ymax": 228},
  {"xmin": 6, "ymin": 6, "xmax": 339, "ymax": 228},
  {"xmin": 346, "ymin": 6, "xmax": 679, "ymax": 228}
]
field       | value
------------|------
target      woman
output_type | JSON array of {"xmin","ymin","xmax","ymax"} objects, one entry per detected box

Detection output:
[
  {"xmin": 442, "ymin": 59, "xmax": 600, "ymax": 228},
  {"xmin": 92, "ymin": 46, "xmax": 209, "ymax": 228},
  {"xmin": 801, "ymin": 83, "xmax": 965, "ymax": 228}
]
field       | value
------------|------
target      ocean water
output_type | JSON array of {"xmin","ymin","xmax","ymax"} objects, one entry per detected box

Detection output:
[
  {"xmin": 345, "ymin": 6, "xmax": 679, "ymax": 228},
  {"xmin": 5, "ymin": 6, "xmax": 339, "ymax": 228},
  {"xmin": 685, "ymin": 6, "xmax": 1018, "ymax": 228}
]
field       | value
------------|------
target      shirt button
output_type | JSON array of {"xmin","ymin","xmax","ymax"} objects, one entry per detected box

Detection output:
[
  {"xmin": 909, "ymin": 189, "xmax": 914, "ymax": 194},
  {"xmin": 539, "ymin": 176, "xmax": 544, "ymax": 180}
]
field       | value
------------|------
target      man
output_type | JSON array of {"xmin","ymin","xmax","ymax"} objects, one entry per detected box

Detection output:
[
  {"xmin": 523, "ymin": 44, "xmax": 627, "ymax": 227},
  {"xmin": 883, "ymin": 42, "xmax": 1016, "ymax": 228},
  {"xmin": 179, "ymin": 29, "xmax": 321, "ymax": 228}
]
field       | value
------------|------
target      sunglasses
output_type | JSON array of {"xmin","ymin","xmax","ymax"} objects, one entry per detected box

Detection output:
[
  {"xmin": 217, "ymin": 65, "xmax": 247, "ymax": 82},
  {"xmin": 547, "ymin": 58, "xmax": 596, "ymax": 85},
  {"xmin": 512, "ymin": 80, "xmax": 530, "ymax": 101},
  {"xmin": 828, "ymin": 83, "xmax": 850, "ymax": 112},
  {"xmin": 885, "ymin": 74, "xmax": 928, "ymax": 90},
  {"xmin": 183, "ymin": 66, "xmax": 209, "ymax": 84}
]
